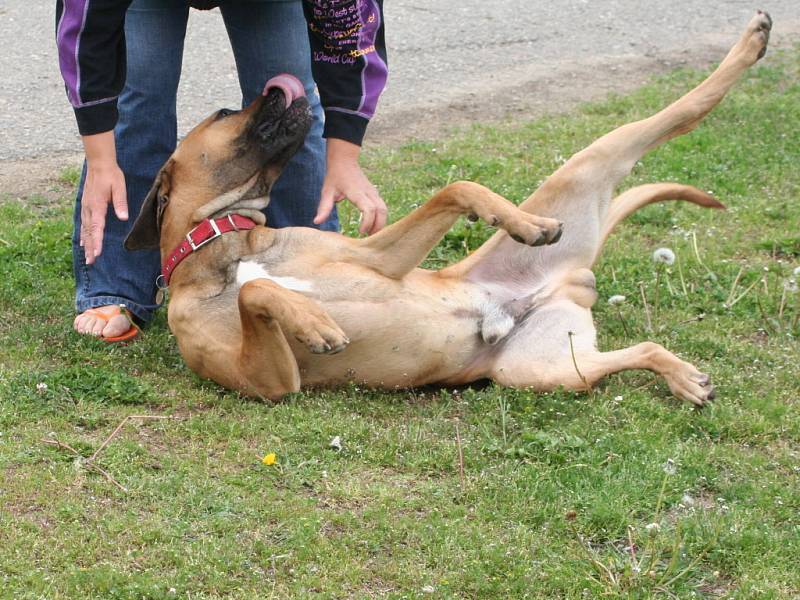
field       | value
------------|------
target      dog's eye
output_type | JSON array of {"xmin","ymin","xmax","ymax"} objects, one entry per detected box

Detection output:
[{"xmin": 215, "ymin": 108, "xmax": 236, "ymax": 120}]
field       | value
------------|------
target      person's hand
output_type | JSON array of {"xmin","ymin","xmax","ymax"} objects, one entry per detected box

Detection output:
[
  {"xmin": 81, "ymin": 131, "xmax": 128, "ymax": 264},
  {"xmin": 314, "ymin": 138, "xmax": 387, "ymax": 235}
]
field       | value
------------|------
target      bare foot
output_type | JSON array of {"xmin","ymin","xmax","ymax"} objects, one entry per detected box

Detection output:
[{"xmin": 74, "ymin": 305, "xmax": 132, "ymax": 339}]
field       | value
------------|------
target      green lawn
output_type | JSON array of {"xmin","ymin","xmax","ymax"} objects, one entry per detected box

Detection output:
[{"xmin": 1, "ymin": 48, "xmax": 798, "ymax": 599}]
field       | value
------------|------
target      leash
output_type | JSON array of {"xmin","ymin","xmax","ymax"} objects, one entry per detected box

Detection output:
[{"xmin": 158, "ymin": 214, "xmax": 257, "ymax": 288}]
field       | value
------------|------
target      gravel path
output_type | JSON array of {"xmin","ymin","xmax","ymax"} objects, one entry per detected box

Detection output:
[{"xmin": 0, "ymin": 1, "xmax": 797, "ymax": 195}]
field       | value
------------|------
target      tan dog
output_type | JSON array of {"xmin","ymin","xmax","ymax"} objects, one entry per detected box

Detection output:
[{"xmin": 126, "ymin": 13, "xmax": 772, "ymax": 404}]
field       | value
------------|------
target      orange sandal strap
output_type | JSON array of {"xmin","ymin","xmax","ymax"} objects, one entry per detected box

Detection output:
[
  {"xmin": 83, "ymin": 306, "xmax": 123, "ymax": 322},
  {"xmin": 82, "ymin": 305, "xmax": 140, "ymax": 344}
]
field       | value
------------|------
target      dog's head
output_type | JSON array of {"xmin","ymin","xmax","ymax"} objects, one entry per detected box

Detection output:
[{"xmin": 125, "ymin": 74, "xmax": 312, "ymax": 251}]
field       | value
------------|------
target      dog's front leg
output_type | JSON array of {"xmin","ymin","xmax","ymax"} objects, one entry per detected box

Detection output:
[
  {"xmin": 236, "ymin": 280, "xmax": 349, "ymax": 399},
  {"xmin": 353, "ymin": 181, "xmax": 563, "ymax": 279}
]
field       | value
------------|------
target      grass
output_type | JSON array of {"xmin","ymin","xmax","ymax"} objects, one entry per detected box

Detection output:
[{"xmin": 1, "ymin": 48, "xmax": 799, "ymax": 599}]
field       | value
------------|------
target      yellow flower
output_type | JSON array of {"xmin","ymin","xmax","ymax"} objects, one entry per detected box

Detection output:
[{"xmin": 262, "ymin": 453, "xmax": 277, "ymax": 466}]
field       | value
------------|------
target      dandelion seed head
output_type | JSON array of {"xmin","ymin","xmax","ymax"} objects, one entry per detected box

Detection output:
[
  {"xmin": 645, "ymin": 522, "xmax": 660, "ymax": 536},
  {"xmin": 784, "ymin": 278, "xmax": 798, "ymax": 293},
  {"xmin": 653, "ymin": 247, "xmax": 676, "ymax": 265},
  {"xmin": 663, "ymin": 458, "xmax": 677, "ymax": 475},
  {"xmin": 608, "ymin": 294, "xmax": 626, "ymax": 305},
  {"xmin": 794, "ymin": 266, "xmax": 800, "ymax": 277},
  {"xmin": 329, "ymin": 435, "xmax": 342, "ymax": 451},
  {"xmin": 36, "ymin": 382, "xmax": 48, "ymax": 392}
]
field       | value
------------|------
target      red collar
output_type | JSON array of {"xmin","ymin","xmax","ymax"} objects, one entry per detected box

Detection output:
[{"xmin": 160, "ymin": 214, "xmax": 257, "ymax": 286}]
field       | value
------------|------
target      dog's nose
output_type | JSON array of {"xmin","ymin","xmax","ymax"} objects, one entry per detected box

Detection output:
[{"xmin": 262, "ymin": 74, "xmax": 306, "ymax": 108}]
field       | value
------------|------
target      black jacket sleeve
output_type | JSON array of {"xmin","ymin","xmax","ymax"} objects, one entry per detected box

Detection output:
[
  {"xmin": 55, "ymin": 0, "xmax": 131, "ymax": 136},
  {"xmin": 303, "ymin": 0, "xmax": 388, "ymax": 146}
]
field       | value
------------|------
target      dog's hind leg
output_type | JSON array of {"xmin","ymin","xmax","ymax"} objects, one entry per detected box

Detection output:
[
  {"xmin": 350, "ymin": 181, "xmax": 563, "ymax": 279},
  {"xmin": 235, "ymin": 279, "xmax": 349, "ymax": 399},
  {"xmin": 457, "ymin": 11, "xmax": 772, "ymax": 278},
  {"xmin": 489, "ymin": 303, "xmax": 715, "ymax": 407},
  {"xmin": 496, "ymin": 342, "xmax": 715, "ymax": 408}
]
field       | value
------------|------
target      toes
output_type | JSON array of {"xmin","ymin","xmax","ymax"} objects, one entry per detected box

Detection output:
[
  {"xmin": 756, "ymin": 10, "xmax": 772, "ymax": 31},
  {"xmin": 546, "ymin": 222, "xmax": 564, "ymax": 245},
  {"xmin": 510, "ymin": 230, "xmax": 546, "ymax": 246},
  {"xmin": 688, "ymin": 383, "xmax": 716, "ymax": 407},
  {"xmin": 666, "ymin": 367, "xmax": 716, "ymax": 407},
  {"xmin": 90, "ymin": 317, "xmax": 106, "ymax": 337},
  {"xmin": 297, "ymin": 324, "xmax": 350, "ymax": 355},
  {"xmin": 750, "ymin": 11, "xmax": 771, "ymax": 59},
  {"xmin": 76, "ymin": 315, "xmax": 103, "ymax": 336},
  {"xmin": 101, "ymin": 315, "xmax": 131, "ymax": 338},
  {"xmin": 74, "ymin": 315, "xmax": 87, "ymax": 334},
  {"xmin": 298, "ymin": 332, "xmax": 329, "ymax": 354}
]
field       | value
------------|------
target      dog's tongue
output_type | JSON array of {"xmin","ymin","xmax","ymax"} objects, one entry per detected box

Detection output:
[{"xmin": 262, "ymin": 74, "xmax": 306, "ymax": 108}]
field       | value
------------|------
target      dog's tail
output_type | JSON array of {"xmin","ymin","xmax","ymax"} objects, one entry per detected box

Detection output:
[{"xmin": 593, "ymin": 183, "xmax": 725, "ymax": 265}]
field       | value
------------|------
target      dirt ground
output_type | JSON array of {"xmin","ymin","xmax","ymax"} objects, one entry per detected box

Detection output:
[{"xmin": 1, "ymin": 2, "xmax": 798, "ymax": 202}]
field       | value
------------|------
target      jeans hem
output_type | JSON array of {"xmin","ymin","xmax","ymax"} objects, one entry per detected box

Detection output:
[{"xmin": 76, "ymin": 296, "xmax": 158, "ymax": 324}]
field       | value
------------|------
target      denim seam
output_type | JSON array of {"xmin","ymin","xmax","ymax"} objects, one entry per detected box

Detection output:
[{"xmin": 76, "ymin": 295, "xmax": 154, "ymax": 323}]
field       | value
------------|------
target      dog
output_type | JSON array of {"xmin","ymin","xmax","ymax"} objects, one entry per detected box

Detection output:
[{"xmin": 125, "ymin": 12, "xmax": 772, "ymax": 404}]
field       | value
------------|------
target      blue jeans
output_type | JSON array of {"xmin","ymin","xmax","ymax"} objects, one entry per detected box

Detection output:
[{"xmin": 73, "ymin": 0, "xmax": 338, "ymax": 324}]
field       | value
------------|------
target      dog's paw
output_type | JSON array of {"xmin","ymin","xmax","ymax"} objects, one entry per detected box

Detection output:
[
  {"xmin": 503, "ymin": 214, "xmax": 563, "ymax": 247},
  {"xmin": 742, "ymin": 11, "xmax": 772, "ymax": 62},
  {"xmin": 291, "ymin": 314, "xmax": 350, "ymax": 355},
  {"xmin": 664, "ymin": 363, "xmax": 715, "ymax": 408}
]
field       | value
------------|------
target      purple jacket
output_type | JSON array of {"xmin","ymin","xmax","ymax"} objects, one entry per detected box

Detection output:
[{"xmin": 55, "ymin": 0, "xmax": 387, "ymax": 145}]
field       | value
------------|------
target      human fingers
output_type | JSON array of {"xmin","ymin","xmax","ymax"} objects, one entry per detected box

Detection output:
[
  {"xmin": 314, "ymin": 188, "xmax": 338, "ymax": 225},
  {"xmin": 351, "ymin": 192, "xmax": 376, "ymax": 236},
  {"xmin": 369, "ymin": 194, "xmax": 388, "ymax": 234},
  {"xmin": 89, "ymin": 199, "xmax": 109, "ymax": 261},
  {"xmin": 80, "ymin": 202, "xmax": 92, "ymax": 258},
  {"xmin": 111, "ymin": 171, "xmax": 128, "ymax": 221}
]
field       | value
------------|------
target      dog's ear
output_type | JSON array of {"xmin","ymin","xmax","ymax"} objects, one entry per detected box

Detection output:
[{"xmin": 124, "ymin": 160, "xmax": 173, "ymax": 251}]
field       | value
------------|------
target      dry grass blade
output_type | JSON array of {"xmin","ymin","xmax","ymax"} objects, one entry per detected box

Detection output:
[
  {"xmin": 89, "ymin": 415, "xmax": 177, "ymax": 463},
  {"xmin": 455, "ymin": 422, "xmax": 466, "ymax": 492},
  {"xmin": 41, "ymin": 437, "xmax": 128, "ymax": 492},
  {"xmin": 41, "ymin": 415, "xmax": 179, "ymax": 493}
]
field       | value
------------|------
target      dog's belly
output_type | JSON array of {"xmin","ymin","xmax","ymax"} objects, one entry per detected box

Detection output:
[
  {"xmin": 296, "ymin": 297, "xmax": 484, "ymax": 388},
  {"xmin": 186, "ymin": 267, "xmax": 492, "ymax": 389},
  {"xmin": 296, "ymin": 269, "xmax": 490, "ymax": 387}
]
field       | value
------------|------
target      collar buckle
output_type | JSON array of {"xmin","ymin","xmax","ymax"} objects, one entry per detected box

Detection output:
[{"xmin": 186, "ymin": 218, "xmax": 222, "ymax": 251}]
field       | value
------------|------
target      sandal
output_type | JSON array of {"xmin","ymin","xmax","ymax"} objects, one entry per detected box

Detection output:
[{"xmin": 82, "ymin": 304, "xmax": 140, "ymax": 343}]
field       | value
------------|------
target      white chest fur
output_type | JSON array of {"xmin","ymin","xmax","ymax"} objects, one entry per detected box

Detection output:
[{"xmin": 235, "ymin": 260, "xmax": 314, "ymax": 293}]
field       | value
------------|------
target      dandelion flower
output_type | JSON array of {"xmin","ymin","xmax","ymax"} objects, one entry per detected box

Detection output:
[
  {"xmin": 662, "ymin": 458, "xmax": 676, "ymax": 475},
  {"xmin": 653, "ymin": 247, "xmax": 676, "ymax": 265},
  {"xmin": 784, "ymin": 278, "xmax": 798, "ymax": 293},
  {"xmin": 608, "ymin": 294, "xmax": 626, "ymax": 305},
  {"xmin": 262, "ymin": 453, "xmax": 277, "ymax": 466}
]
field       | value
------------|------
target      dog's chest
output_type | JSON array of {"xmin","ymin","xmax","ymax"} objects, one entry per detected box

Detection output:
[{"xmin": 234, "ymin": 259, "xmax": 314, "ymax": 293}]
